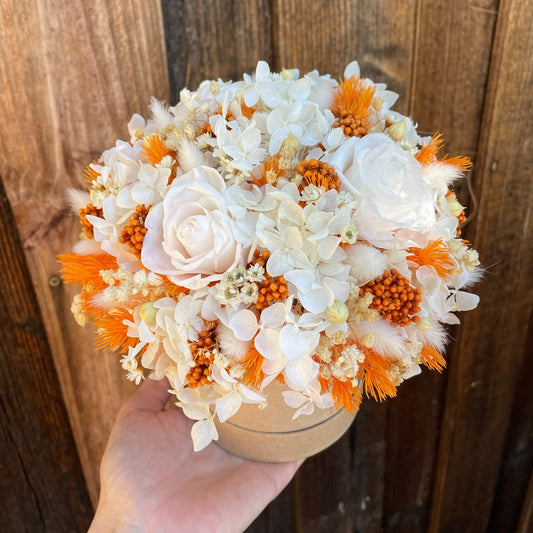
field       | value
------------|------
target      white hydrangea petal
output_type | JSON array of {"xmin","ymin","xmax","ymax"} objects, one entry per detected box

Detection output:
[
  {"xmin": 180, "ymin": 403, "xmax": 211, "ymax": 421},
  {"xmin": 282, "ymin": 390, "xmax": 308, "ymax": 408},
  {"xmin": 229, "ymin": 309, "xmax": 258, "ymax": 341},
  {"xmin": 255, "ymin": 328, "xmax": 283, "ymax": 360},
  {"xmin": 280, "ymin": 325, "xmax": 319, "ymax": 360},
  {"xmin": 285, "ymin": 358, "xmax": 318, "ymax": 388},
  {"xmin": 191, "ymin": 419, "xmax": 218, "ymax": 451},
  {"xmin": 454, "ymin": 291, "xmax": 480, "ymax": 311},
  {"xmin": 216, "ymin": 390, "xmax": 242, "ymax": 422}
]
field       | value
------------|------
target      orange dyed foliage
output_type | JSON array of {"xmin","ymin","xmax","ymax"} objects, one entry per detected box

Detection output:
[
  {"xmin": 241, "ymin": 347, "xmax": 265, "ymax": 389},
  {"xmin": 333, "ymin": 76, "xmax": 376, "ymax": 122},
  {"xmin": 421, "ymin": 345, "xmax": 446, "ymax": 372},
  {"xmin": 358, "ymin": 348, "xmax": 397, "ymax": 402},
  {"xmin": 161, "ymin": 276, "xmax": 190, "ymax": 297},
  {"xmin": 58, "ymin": 252, "xmax": 117, "ymax": 294},
  {"xmin": 406, "ymin": 239, "xmax": 455, "ymax": 278},
  {"xmin": 416, "ymin": 131, "xmax": 472, "ymax": 172},
  {"xmin": 319, "ymin": 375, "xmax": 362, "ymax": 415},
  {"xmin": 82, "ymin": 162, "xmax": 101, "ymax": 185},
  {"xmin": 94, "ymin": 308, "xmax": 135, "ymax": 354},
  {"xmin": 140, "ymin": 134, "xmax": 171, "ymax": 165},
  {"xmin": 253, "ymin": 154, "xmax": 283, "ymax": 187},
  {"xmin": 241, "ymin": 102, "xmax": 255, "ymax": 119}
]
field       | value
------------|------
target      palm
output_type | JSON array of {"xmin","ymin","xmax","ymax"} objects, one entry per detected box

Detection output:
[{"xmin": 93, "ymin": 378, "xmax": 301, "ymax": 533}]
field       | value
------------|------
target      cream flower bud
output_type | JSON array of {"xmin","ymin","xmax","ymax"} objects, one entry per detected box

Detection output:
[
  {"xmin": 360, "ymin": 332, "xmax": 375, "ymax": 347},
  {"xmin": 139, "ymin": 302, "xmax": 157, "ymax": 327},
  {"xmin": 446, "ymin": 194, "xmax": 464, "ymax": 217},
  {"xmin": 416, "ymin": 317, "xmax": 433, "ymax": 331},
  {"xmin": 386, "ymin": 120, "xmax": 406, "ymax": 142},
  {"xmin": 325, "ymin": 300, "xmax": 349, "ymax": 324}
]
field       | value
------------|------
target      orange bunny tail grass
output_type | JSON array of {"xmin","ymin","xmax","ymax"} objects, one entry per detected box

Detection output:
[
  {"xmin": 358, "ymin": 348, "xmax": 397, "ymax": 402},
  {"xmin": 58, "ymin": 252, "xmax": 117, "ymax": 293},
  {"xmin": 421, "ymin": 345, "xmax": 446, "ymax": 372},
  {"xmin": 140, "ymin": 133, "xmax": 171, "ymax": 165},
  {"xmin": 416, "ymin": 131, "xmax": 472, "ymax": 172},
  {"xmin": 161, "ymin": 276, "xmax": 190, "ymax": 297},
  {"xmin": 406, "ymin": 239, "xmax": 455, "ymax": 278},
  {"xmin": 94, "ymin": 308, "xmax": 135, "ymax": 354},
  {"xmin": 440, "ymin": 154, "xmax": 472, "ymax": 172},
  {"xmin": 241, "ymin": 102, "xmax": 256, "ymax": 119},
  {"xmin": 416, "ymin": 131, "xmax": 444, "ymax": 166},
  {"xmin": 331, "ymin": 76, "xmax": 376, "ymax": 137},
  {"xmin": 241, "ymin": 347, "xmax": 266, "ymax": 389}
]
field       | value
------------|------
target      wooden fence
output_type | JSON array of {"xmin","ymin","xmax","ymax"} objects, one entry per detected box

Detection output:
[{"xmin": 1, "ymin": 1, "xmax": 532, "ymax": 531}]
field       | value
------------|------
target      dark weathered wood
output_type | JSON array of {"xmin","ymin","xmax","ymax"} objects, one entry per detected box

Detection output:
[
  {"xmin": 162, "ymin": 0, "xmax": 272, "ymax": 95},
  {"xmin": 428, "ymin": 1, "xmax": 533, "ymax": 531},
  {"xmin": 408, "ymin": 0, "xmax": 499, "ymax": 208},
  {"xmin": 517, "ymin": 466, "xmax": 533, "ymax": 533},
  {"xmin": 382, "ymin": 3, "xmax": 499, "ymax": 532},
  {"xmin": 0, "ymin": 177, "xmax": 93, "ymax": 531},
  {"xmin": 0, "ymin": 0, "xmax": 169, "ymax": 505},
  {"xmin": 271, "ymin": 0, "xmax": 417, "ymax": 110},
  {"xmin": 488, "ymin": 310, "xmax": 533, "ymax": 532}
]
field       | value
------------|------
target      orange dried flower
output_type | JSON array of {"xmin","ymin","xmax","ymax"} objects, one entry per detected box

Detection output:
[{"xmin": 360, "ymin": 269, "xmax": 422, "ymax": 327}]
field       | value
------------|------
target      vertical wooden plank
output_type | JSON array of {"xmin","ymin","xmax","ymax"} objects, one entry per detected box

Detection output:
[
  {"xmin": 383, "ymin": 3, "xmax": 498, "ymax": 532},
  {"xmin": 0, "ymin": 0, "xmax": 169, "ymax": 504},
  {"xmin": 161, "ymin": 0, "xmax": 272, "ymax": 93},
  {"xmin": 0, "ymin": 178, "xmax": 93, "ymax": 531},
  {"xmin": 517, "ymin": 467, "xmax": 533, "ymax": 533},
  {"xmin": 272, "ymin": 0, "xmax": 417, "ymax": 109},
  {"xmin": 428, "ymin": 1, "xmax": 533, "ymax": 531},
  {"xmin": 270, "ymin": 2, "xmax": 417, "ymax": 530},
  {"xmin": 488, "ymin": 310, "xmax": 533, "ymax": 532}
]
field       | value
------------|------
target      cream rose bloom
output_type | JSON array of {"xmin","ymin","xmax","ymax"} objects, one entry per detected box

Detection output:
[
  {"xmin": 142, "ymin": 166, "xmax": 245, "ymax": 290},
  {"xmin": 330, "ymin": 133, "xmax": 436, "ymax": 244}
]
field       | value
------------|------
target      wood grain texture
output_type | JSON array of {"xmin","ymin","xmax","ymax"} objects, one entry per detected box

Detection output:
[
  {"xmin": 382, "ymin": 3, "xmax": 499, "ymax": 532},
  {"xmin": 0, "ymin": 178, "xmax": 93, "ymax": 531},
  {"xmin": 162, "ymin": 0, "xmax": 272, "ymax": 96},
  {"xmin": 0, "ymin": 0, "xmax": 169, "ymax": 505},
  {"xmin": 487, "ymin": 310, "xmax": 533, "ymax": 532},
  {"xmin": 428, "ymin": 0, "xmax": 533, "ymax": 531},
  {"xmin": 271, "ymin": 0, "xmax": 417, "ymax": 112}
]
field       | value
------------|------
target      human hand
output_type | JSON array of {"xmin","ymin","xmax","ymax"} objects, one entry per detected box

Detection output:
[{"xmin": 89, "ymin": 377, "xmax": 302, "ymax": 533}]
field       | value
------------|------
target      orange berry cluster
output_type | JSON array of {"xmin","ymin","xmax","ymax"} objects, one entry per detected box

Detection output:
[
  {"xmin": 332, "ymin": 109, "xmax": 367, "ymax": 138},
  {"xmin": 252, "ymin": 250, "xmax": 289, "ymax": 310},
  {"xmin": 360, "ymin": 269, "xmax": 422, "ymax": 327},
  {"xmin": 198, "ymin": 107, "xmax": 236, "ymax": 136},
  {"xmin": 186, "ymin": 322, "xmax": 217, "ymax": 388},
  {"xmin": 119, "ymin": 205, "xmax": 149, "ymax": 259},
  {"xmin": 297, "ymin": 159, "xmax": 340, "ymax": 192},
  {"xmin": 79, "ymin": 203, "xmax": 102, "ymax": 238}
]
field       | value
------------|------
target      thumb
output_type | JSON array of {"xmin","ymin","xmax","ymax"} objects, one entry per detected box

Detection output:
[{"xmin": 124, "ymin": 376, "xmax": 172, "ymax": 412}]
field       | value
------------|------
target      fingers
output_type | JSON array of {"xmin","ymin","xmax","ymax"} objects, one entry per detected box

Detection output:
[{"xmin": 124, "ymin": 377, "xmax": 172, "ymax": 412}]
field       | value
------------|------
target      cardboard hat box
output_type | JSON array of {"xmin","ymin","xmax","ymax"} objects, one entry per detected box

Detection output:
[{"xmin": 214, "ymin": 382, "xmax": 355, "ymax": 462}]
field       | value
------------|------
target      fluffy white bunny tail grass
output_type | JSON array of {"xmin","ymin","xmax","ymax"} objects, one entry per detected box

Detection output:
[
  {"xmin": 350, "ymin": 318, "xmax": 408, "ymax": 359},
  {"xmin": 463, "ymin": 265, "xmax": 484, "ymax": 288},
  {"xmin": 150, "ymin": 97, "xmax": 173, "ymax": 129},
  {"xmin": 423, "ymin": 161, "xmax": 463, "ymax": 196},
  {"xmin": 405, "ymin": 320, "xmax": 448, "ymax": 353},
  {"xmin": 346, "ymin": 244, "xmax": 389, "ymax": 285},
  {"xmin": 66, "ymin": 188, "xmax": 91, "ymax": 213},
  {"xmin": 176, "ymin": 136, "xmax": 205, "ymax": 173},
  {"xmin": 73, "ymin": 239, "xmax": 103, "ymax": 255},
  {"xmin": 216, "ymin": 323, "xmax": 250, "ymax": 362}
]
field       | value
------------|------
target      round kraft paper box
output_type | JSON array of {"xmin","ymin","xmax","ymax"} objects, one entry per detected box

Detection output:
[{"xmin": 214, "ymin": 382, "xmax": 356, "ymax": 462}]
